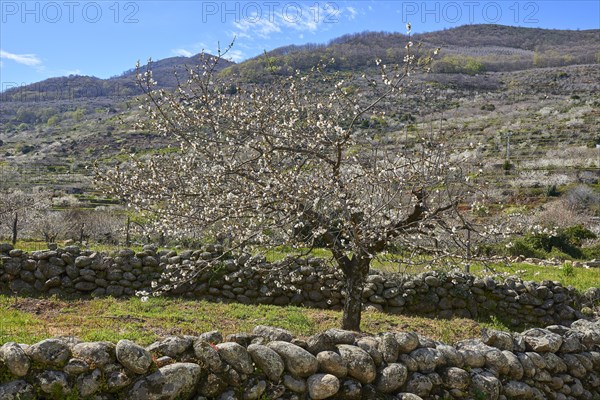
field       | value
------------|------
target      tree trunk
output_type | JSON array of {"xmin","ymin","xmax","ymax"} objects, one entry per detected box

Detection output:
[
  {"xmin": 340, "ymin": 257, "xmax": 371, "ymax": 331},
  {"xmin": 12, "ymin": 212, "xmax": 18, "ymax": 245},
  {"xmin": 125, "ymin": 216, "xmax": 131, "ymax": 247}
]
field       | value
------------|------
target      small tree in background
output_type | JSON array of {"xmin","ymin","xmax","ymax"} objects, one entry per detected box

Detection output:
[
  {"xmin": 99, "ymin": 29, "xmax": 478, "ymax": 330},
  {"xmin": 0, "ymin": 190, "xmax": 47, "ymax": 245}
]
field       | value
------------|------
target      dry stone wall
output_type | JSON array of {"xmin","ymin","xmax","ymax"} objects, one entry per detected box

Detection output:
[
  {"xmin": 1, "ymin": 243, "xmax": 598, "ymax": 328},
  {"xmin": 1, "ymin": 322, "xmax": 599, "ymax": 399}
]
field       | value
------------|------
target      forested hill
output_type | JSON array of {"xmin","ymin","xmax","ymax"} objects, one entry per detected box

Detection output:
[
  {"xmin": 2, "ymin": 24, "xmax": 598, "ymax": 100},
  {"xmin": 2, "ymin": 54, "xmax": 234, "ymax": 102},
  {"xmin": 227, "ymin": 25, "xmax": 599, "ymax": 81}
]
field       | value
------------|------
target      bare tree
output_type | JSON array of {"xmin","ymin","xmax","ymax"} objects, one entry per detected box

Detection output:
[
  {"xmin": 0, "ymin": 190, "xmax": 42, "ymax": 244},
  {"xmin": 99, "ymin": 31, "xmax": 475, "ymax": 330}
]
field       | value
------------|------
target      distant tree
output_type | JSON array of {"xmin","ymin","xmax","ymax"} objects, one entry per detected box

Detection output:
[
  {"xmin": 0, "ymin": 191, "xmax": 48, "ymax": 244},
  {"xmin": 100, "ymin": 31, "xmax": 476, "ymax": 330}
]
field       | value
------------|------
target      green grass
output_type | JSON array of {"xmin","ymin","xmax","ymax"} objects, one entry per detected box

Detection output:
[
  {"xmin": 0, "ymin": 295, "xmax": 483, "ymax": 346},
  {"xmin": 469, "ymin": 261, "xmax": 600, "ymax": 292}
]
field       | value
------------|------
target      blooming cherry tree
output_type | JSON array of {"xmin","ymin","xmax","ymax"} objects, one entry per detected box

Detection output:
[{"xmin": 101, "ymin": 35, "xmax": 473, "ymax": 330}]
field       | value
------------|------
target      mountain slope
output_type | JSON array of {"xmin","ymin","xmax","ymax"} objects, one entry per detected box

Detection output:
[
  {"xmin": 225, "ymin": 24, "xmax": 599, "ymax": 80},
  {"xmin": 2, "ymin": 25, "xmax": 598, "ymax": 101},
  {"xmin": 1, "ymin": 54, "xmax": 234, "ymax": 101}
]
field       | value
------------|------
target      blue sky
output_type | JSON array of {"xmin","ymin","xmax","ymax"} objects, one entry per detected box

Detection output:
[{"xmin": 1, "ymin": 1, "xmax": 599, "ymax": 87}]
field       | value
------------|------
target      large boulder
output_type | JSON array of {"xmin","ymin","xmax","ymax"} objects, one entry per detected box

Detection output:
[
  {"xmin": 116, "ymin": 339, "xmax": 153, "ymax": 375},
  {"xmin": 215, "ymin": 342, "xmax": 254, "ymax": 374},
  {"xmin": 0, "ymin": 342, "xmax": 30, "ymax": 377},
  {"xmin": 26, "ymin": 339, "xmax": 71, "ymax": 367},
  {"xmin": 128, "ymin": 362, "xmax": 202, "ymax": 400},
  {"xmin": 0, "ymin": 380, "xmax": 36, "ymax": 400},
  {"xmin": 307, "ymin": 373, "xmax": 340, "ymax": 399},
  {"xmin": 337, "ymin": 344, "xmax": 376, "ymax": 384},
  {"xmin": 247, "ymin": 344, "xmax": 285, "ymax": 381},
  {"xmin": 267, "ymin": 341, "xmax": 318, "ymax": 377},
  {"xmin": 522, "ymin": 328, "xmax": 563, "ymax": 353},
  {"xmin": 72, "ymin": 341, "xmax": 116, "ymax": 368}
]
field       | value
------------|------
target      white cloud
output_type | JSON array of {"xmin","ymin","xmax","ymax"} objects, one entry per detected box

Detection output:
[
  {"xmin": 173, "ymin": 48, "xmax": 194, "ymax": 57},
  {"xmin": 0, "ymin": 49, "xmax": 42, "ymax": 66},
  {"xmin": 346, "ymin": 6, "xmax": 358, "ymax": 20},
  {"xmin": 234, "ymin": 14, "xmax": 281, "ymax": 38},
  {"xmin": 225, "ymin": 49, "xmax": 245, "ymax": 62}
]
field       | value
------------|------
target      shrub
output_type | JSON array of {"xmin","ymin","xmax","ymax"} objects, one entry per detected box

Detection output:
[
  {"xmin": 546, "ymin": 185, "xmax": 560, "ymax": 197},
  {"xmin": 565, "ymin": 185, "xmax": 600, "ymax": 210},
  {"xmin": 506, "ymin": 238, "xmax": 547, "ymax": 259}
]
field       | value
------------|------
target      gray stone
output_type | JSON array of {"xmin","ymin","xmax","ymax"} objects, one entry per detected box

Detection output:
[
  {"xmin": 397, "ymin": 394, "xmax": 424, "ymax": 400},
  {"xmin": 128, "ymin": 362, "xmax": 202, "ymax": 400},
  {"xmin": 374, "ymin": 363, "xmax": 407, "ymax": 393},
  {"xmin": 216, "ymin": 342, "xmax": 254, "ymax": 374},
  {"xmin": 75, "ymin": 256, "xmax": 93, "ymax": 267},
  {"xmin": 199, "ymin": 330, "xmax": 223, "ymax": 344},
  {"xmin": 247, "ymin": 344, "xmax": 285, "ymax": 382},
  {"xmin": 0, "ymin": 380, "xmax": 36, "ymax": 400},
  {"xmin": 64, "ymin": 358, "xmax": 90, "ymax": 375},
  {"xmin": 502, "ymin": 350, "xmax": 524, "ymax": 380},
  {"xmin": 243, "ymin": 380, "xmax": 267, "ymax": 400},
  {"xmin": 267, "ymin": 341, "xmax": 318, "ymax": 378},
  {"xmin": 37, "ymin": 370, "xmax": 70, "ymax": 395},
  {"xmin": 72, "ymin": 341, "xmax": 116, "ymax": 368},
  {"xmin": 570, "ymin": 319, "xmax": 600, "ymax": 348},
  {"xmin": 378, "ymin": 332, "xmax": 400, "ymax": 363},
  {"xmin": 0, "ymin": 342, "xmax": 30, "ymax": 376},
  {"xmin": 337, "ymin": 344, "xmax": 376, "ymax": 384},
  {"xmin": 116, "ymin": 339, "xmax": 153, "ymax": 374},
  {"xmin": 410, "ymin": 347, "xmax": 444, "ymax": 373},
  {"xmin": 8, "ymin": 279, "xmax": 35, "ymax": 294},
  {"xmin": 404, "ymin": 373, "xmax": 433, "ymax": 397},
  {"xmin": 522, "ymin": 328, "xmax": 563, "ymax": 352},
  {"xmin": 0, "ymin": 243, "xmax": 14, "ymax": 253},
  {"xmin": 307, "ymin": 373, "xmax": 340, "ymax": 399},
  {"xmin": 193, "ymin": 340, "xmax": 224, "ymax": 372},
  {"xmin": 252, "ymin": 325, "xmax": 293, "ymax": 342},
  {"xmin": 336, "ymin": 379, "xmax": 362, "ymax": 400},
  {"xmin": 441, "ymin": 367, "xmax": 470, "ymax": 390},
  {"xmin": 325, "ymin": 329, "xmax": 356, "ymax": 344},
  {"xmin": 106, "ymin": 285, "xmax": 124, "ymax": 297},
  {"xmin": 503, "ymin": 380, "xmax": 534, "ymax": 398},
  {"xmin": 26, "ymin": 338, "xmax": 71, "ymax": 367},
  {"xmin": 307, "ymin": 332, "xmax": 336, "ymax": 354},
  {"xmin": 396, "ymin": 332, "xmax": 419, "ymax": 353},
  {"xmin": 147, "ymin": 336, "xmax": 193, "ymax": 358},
  {"xmin": 471, "ymin": 371, "xmax": 501, "ymax": 400},
  {"xmin": 316, "ymin": 350, "xmax": 347, "ymax": 378},
  {"xmin": 75, "ymin": 281, "xmax": 97, "ymax": 291},
  {"xmin": 76, "ymin": 368, "xmax": 102, "ymax": 397},
  {"xmin": 559, "ymin": 330, "xmax": 583, "ymax": 353},
  {"xmin": 356, "ymin": 337, "xmax": 383, "ymax": 366},
  {"xmin": 436, "ymin": 344, "xmax": 463, "ymax": 367},
  {"xmin": 516, "ymin": 352, "xmax": 537, "ymax": 378},
  {"xmin": 107, "ymin": 371, "xmax": 132, "ymax": 392},
  {"xmin": 481, "ymin": 328, "xmax": 514, "ymax": 351},
  {"xmin": 283, "ymin": 374, "xmax": 306, "ymax": 393},
  {"xmin": 484, "ymin": 348, "xmax": 509, "ymax": 375}
]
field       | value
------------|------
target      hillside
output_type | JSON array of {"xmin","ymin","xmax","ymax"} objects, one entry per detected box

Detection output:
[
  {"xmin": 226, "ymin": 24, "xmax": 599, "ymax": 81},
  {"xmin": 2, "ymin": 25, "xmax": 598, "ymax": 101},
  {"xmin": 0, "ymin": 24, "xmax": 598, "ymax": 203},
  {"xmin": 1, "ymin": 54, "xmax": 234, "ymax": 102}
]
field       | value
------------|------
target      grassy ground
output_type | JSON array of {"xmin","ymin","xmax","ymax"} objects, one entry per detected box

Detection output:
[
  {"xmin": 2, "ymin": 242, "xmax": 596, "ymax": 347},
  {"xmin": 0, "ymin": 294, "xmax": 489, "ymax": 346}
]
